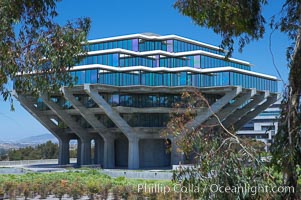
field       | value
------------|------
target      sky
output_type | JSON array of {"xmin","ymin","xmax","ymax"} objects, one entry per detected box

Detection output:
[{"xmin": 0, "ymin": 0, "xmax": 289, "ymax": 141}]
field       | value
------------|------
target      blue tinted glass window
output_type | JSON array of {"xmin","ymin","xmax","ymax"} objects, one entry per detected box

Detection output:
[
  {"xmin": 90, "ymin": 70, "xmax": 97, "ymax": 83},
  {"xmin": 112, "ymin": 41, "xmax": 116, "ymax": 48},
  {"xmin": 108, "ymin": 42, "xmax": 112, "ymax": 49},
  {"xmin": 108, "ymin": 54, "xmax": 113, "ymax": 65},
  {"xmin": 180, "ymin": 72, "xmax": 186, "ymax": 85},
  {"xmin": 103, "ymin": 55, "xmax": 107, "ymax": 65},
  {"xmin": 103, "ymin": 43, "xmax": 107, "ymax": 50},
  {"xmin": 113, "ymin": 54, "xmax": 119, "ymax": 66},
  {"xmin": 174, "ymin": 40, "xmax": 178, "ymax": 52},
  {"xmin": 194, "ymin": 56, "xmax": 200, "ymax": 68},
  {"xmin": 88, "ymin": 56, "xmax": 93, "ymax": 64},
  {"xmin": 126, "ymin": 40, "xmax": 131, "ymax": 50},
  {"xmin": 77, "ymin": 71, "xmax": 85, "ymax": 84},
  {"xmin": 167, "ymin": 40, "xmax": 173, "ymax": 52},
  {"xmin": 132, "ymin": 39, "xmax": 138, "ymax": 51},
  {"xmin": 222, "ymin": 72, "xmax": 229, "ymax": 85},
  {"xmin": 162, "ymin": 41, "xmax": 167, "ymax": 51},
  {"xmin": 122, "ymin": 40, "xmax": 127, "ymax": 49},
  {"xmin": 85, "ymin": 70, "xmax": 91, "ymax": 83}
]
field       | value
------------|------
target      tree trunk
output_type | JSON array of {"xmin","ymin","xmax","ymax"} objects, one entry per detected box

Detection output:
[{"xmin": 283, "ymin": 8, "xmax": 301, "ymax": 198}]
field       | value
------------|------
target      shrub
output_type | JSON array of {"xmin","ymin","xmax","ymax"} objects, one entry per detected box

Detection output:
[
  {"xmin": 17, "ymin": 182, "xmax": 31, "ymax": 200},
  {"xmin": 67, "ymin": 181, "xmax": 85, "ymax": 200},
  {"xmin": 99, "ymin": 183, "xmax": 111, "ymax": 200},
  {"xmin": 3, "ymin": 181, "xmax": 17, "ymax": 200},
  {"xmin": 52, "ymin": 180, "xmax": 69, "ymax": 200},
  {"xmin": 86, "ymin": 180, "xmax": 99, "ymax": 200}
]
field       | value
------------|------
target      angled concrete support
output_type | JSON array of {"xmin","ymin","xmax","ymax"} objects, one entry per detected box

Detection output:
[
  {"xmin": 14, "ymin": 93, "xmax": 73, "ymax": 166},
  {"xmin": 62, "ymin": 87, "xmax": 108, "ymax": 133},
  {"xmin": 84, "ymin": 84, "xmax": 136, "ymax": 137},
  {"xmin": 15, "ymin": 93, "xmax": 63, "ymax": 137},
  {"xmin": 204, "ymin": 89, "xmax": 256, "ymax": 126},
  {"xmin": 84, "ymin": 84, "xmax": 140, "ymax": 169},
  {"xmin": 62, "ymin": 87, "xmax": 113, "ymax": 168},
  {"xmin": 223, "ymin": 91, "xmax": 268, "ymax": 129},
  {"xmin": 234, "ymin": 94, "xmax": 278, "ymax": 130},
  {"xmin": 185, "ymin": 87, "xmax": 242, "ymax": 131},
  {"xmin": 40, "ymin": 93, "xmax": 93, "ymax": 166},
  {"xmin": 40, "ymin": 94, "xmax": 87, "ymax": 136},
  {"xmin": 128, "ymin": 137, "xmax": 140, "ymax": 169}
]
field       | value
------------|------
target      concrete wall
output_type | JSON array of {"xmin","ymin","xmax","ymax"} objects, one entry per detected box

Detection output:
[
  {"xmin": 139, "ymin": 139, "xmax": 170, "ymax": 168},
  {"xmin": 0, "ymin": 158, "xmax": 77, "ymax": 167},
  {"xmin": 102, "ymin": 169, "xmax": 172, "ymax": 180}
]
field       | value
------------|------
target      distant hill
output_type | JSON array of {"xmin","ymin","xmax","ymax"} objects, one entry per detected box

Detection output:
[
  {"xmin": 0, "ymin": 134, "xmax": 59, "ymax": 150},
  {"xmin": 0, "ymin": 142, "xmax": 27, "ymax": 150},
  {"xmin": 17, "ymin": 134, "xmax": 58, "ymax": 145},
  {"xmin": 0, "ymin": 134, "xmax": 81, "ymax": 150}
]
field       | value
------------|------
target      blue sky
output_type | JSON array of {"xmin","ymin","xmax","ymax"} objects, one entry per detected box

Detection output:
[{"xmin": 0, "ymin": 0, "xmax": 289, "ymax": 140}]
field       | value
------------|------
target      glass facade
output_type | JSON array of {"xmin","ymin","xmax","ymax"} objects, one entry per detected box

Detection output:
[
  {"xmin": 86, "ymin": 37, "xmax": 223, "ymax": 55},
  {"xmin": 64, "ymin": 71, "xmax": 276, "ymax": 92},
  {"xmin": 74, "ymin": 34, "xmax": 278, "ymax": 93},
  {"xmin": 79, "ymin": 53, "xmax": 250, "ymax": 70}
]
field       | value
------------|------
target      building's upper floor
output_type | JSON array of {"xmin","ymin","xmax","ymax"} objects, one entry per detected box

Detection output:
[
  {"xmin": 15, "ymin": 33, "xmax": 279, "ymax": 93},
  {"xmin": 68, "ymin": 33, "xmax": 278, "ymax": 92},
  {"xmin": 79, "ymin": 33, "xmax": 251, "ymax": 70},
  {"xmin": 86, "ymin": 33, "xmax": 224, "ymax": 54}
]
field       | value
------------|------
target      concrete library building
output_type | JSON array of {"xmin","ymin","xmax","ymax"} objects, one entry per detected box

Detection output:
[{"xmin": 15, "ymin": 33, "xmax": 278, "ymax": 169}]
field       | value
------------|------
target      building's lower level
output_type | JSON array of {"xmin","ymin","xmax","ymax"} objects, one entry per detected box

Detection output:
[{"xmin": 14, "ymin": 84, "xmax": 277, "ymax": 169}]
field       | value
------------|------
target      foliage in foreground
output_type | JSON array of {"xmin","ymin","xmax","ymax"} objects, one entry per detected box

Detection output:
[
  {"xmin": 0, "ymin": 170, "xmax": 175, "ymax": 200},
  {"xmin": 0, "ymin": 167, "xmax": 299, "ymax": 199},
  {"xmin": 162, "ymin": 91, "xmax": 287, "ymax": 199},
  {"xmin": 174, "ymin": 1, "xmax": 301, "ymax": 199},
  {"xmin": 0, "ymin": 0, "xmax": 90, "ymax": 107}
]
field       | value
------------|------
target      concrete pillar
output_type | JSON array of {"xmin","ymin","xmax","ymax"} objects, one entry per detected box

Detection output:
[
  {"xmin": 94, "ymin": 139, "xmax": 103, "ymax": 165},
  {"xmin": 80, "ymin": 138, "xmax": 92, "ymax": 165},
  {"xmin": 103, "ymin": 137, "xmax": 115, "ymax": 168},
  {"xmin": 128, "ymin": 137, "xmax": 139, "ymax": 169},
  {"xmin": 77, "ymin": 139, "xmax": 81, "ymax": 166},
  {"xmin": 58, "ymin": 137, "xmax": 70, "ymax": 165}
]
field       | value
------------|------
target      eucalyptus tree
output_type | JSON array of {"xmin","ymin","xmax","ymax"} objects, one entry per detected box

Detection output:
[
  {"xmin": 163, "ymin": 90, "xmax": 278, "ymax": 199},
  {"xmin": 0, "ymin": 0, "xmax": 90, "ymax": 107},
  {"xmin": 173, "ymin": 1, "xmax": 301, "ymax": 199}
]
